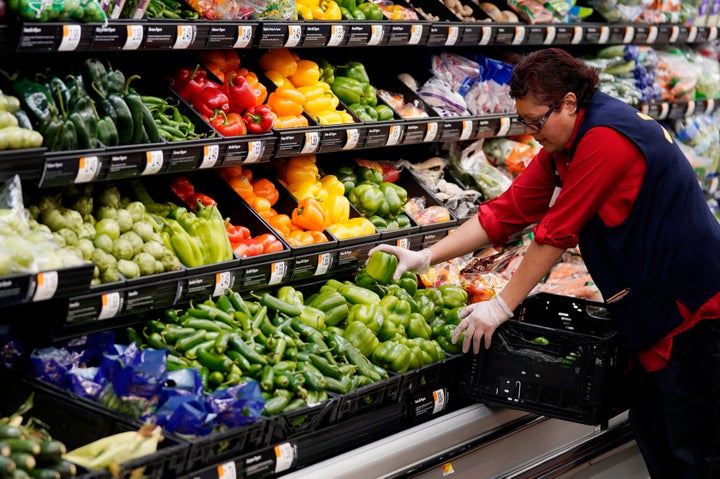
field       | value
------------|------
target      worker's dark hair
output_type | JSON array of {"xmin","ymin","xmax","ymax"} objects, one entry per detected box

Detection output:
[{"xmin": 509, "ymin": 48, "xmax": 599, "ymax": 108}]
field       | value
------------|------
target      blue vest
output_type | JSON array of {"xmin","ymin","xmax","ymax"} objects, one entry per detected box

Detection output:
[{"xmin": 570, "ymin": 91, "xmax": 720, "ymax": 351}]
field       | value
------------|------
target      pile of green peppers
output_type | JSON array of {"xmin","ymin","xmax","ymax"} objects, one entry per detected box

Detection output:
[
  {"xmin": 320, "ymin": 60, "xmax": 394, "ymax": 122},
  {"xmin": 332, "ymin": 162, "xmax": 412, "ymax": 231},
  {"xmin": 335, "ymin": 0, "xmax": 383, "ymax": 20}
]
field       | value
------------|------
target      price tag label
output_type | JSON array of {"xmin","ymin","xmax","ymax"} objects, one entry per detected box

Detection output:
[
  {"xmin": 512, "ymin": 26, "xmax": 525, "ymax": 45},
  {"xmin": 217, "ymin": 461, "xmax": 237, "ymax": 479},
  {"xmin": 479, "ymin": 26, "xmax": 492, "ymax": 45},
  {"xmin": 445, "ymin": 26, "xmax": 459, "ymax": 45},
  {"xmin": 328, "ymin": 24, "xmax": 345, "ymax": 46},
  {"xmin": 424, "ymin": 122, "xmax": 438, "ymax": 142},
  {"xmin": 459, "ymin": 120, "xmax": 473, "ymax": 140},
  {"xmin": 386, "ymin": 125, "xmax": 401, "ymax": 146},
  {"xmin": 274, "ymin": 443, "xmax": 296, "ymax": 473},
  {"xmin": 623, "ymin": 26, "xmax": 634, "ymax": 43},
  {"xmin": 409, "ymin": 24, "xmax": 423, "ymax": 44},
  {"xmin": 234, "ymin": 25, "xmax": 253, "ymax": 48},
  {"xmin": 301, "ymin": 132, "xmax": 320, "ymax": 154},
  {"xmin": 174, "ymin": 25, "xmax": 195, "ymax": 49},
  {"xmin": 396, "ymin": 237, "xmax": 409, "ymax": 248},
  {"xmin": 369, "ymin": 25, "xmax": 384, "ymax": 45},
  {"xmin": 142, "ymin": 150, "xmax": 164, "ymax": 175},
  {"xmin": 686, "ymin": 100, "xmax": 696, "ymax": 117},
  {"xmin": 647, "ymin": 26, "xmax": 658, "ymax": 43},
  {"xmin": 99, "ymin": 292, "xmax": 122, "ymax": 320},
  {"xmin": 343, "ymin": 128, "xmax": 360, "ymax": 150},
  {"xmin": 59, "ymin": 24, "xmax": 82, "ymax": 51},
  {"xmin": 75, "ymin": 156, "xmax": 99, "ymax": 183},
  {"xmin": 200, "ymin": 144, "xmax": 220, "ymax": 168},
  {"xmin": 269, "ymin": 262, "xmax": 286, "ymax": 285},
  {"xmin": 669, "ymin": 26, "xmax": 680, "ymax": 43},
  {"xmin": 708, "ymin": 26, "xmax": 718, "ymax": 42},
  {"xmin": 687, "ymin": 26, "xmax": 698, "ymax": 42},
  {"xmin": 544, "ymin": 26, "xmax": 556, "ymax": 44},
  {"xmin": 598, "ymin": 26, "xmax": 610, "ymax": 43},
  {"xmin": 246, "ymin": 141, "xmax": 263, "ymax": 163},
  {"xmin": 285, "ymin": 25, "xmax": 302, "ymax": 47},
  {"xmin": 33, "ymin": 271, "xmax": 58, "ymax": 302},
  {"xmin": 571, "ymin": 26, "xmax": 583, "ymax": 44},
  {"xmin": 212, "ymin": 271, "xmax": 232, "ymax": 297},
  {"xmin": 656, "ymin": 102, "xmax": 669, "ymax": 120},
  {"xmin": 124, "ymin": 25, "xmax": 143, "ymax": 50},
  {"xmin": 496, "ymin": 117, "xmax": 511, "ymax": 137},
  {"xmin": 315, "ymin": 253, "xmax": 332, "ymax": 276},
  {"xmin": 706, "ymin": 98, "xmax": 715, "ymax": 115},
  {"xmin": 432, "ymin": 388, "xmax": 447, "ymax": 414}
]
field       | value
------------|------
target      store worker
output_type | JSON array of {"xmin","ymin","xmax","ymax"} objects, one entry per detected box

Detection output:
[{"xmin": 371, "ymin": 47, "xmax": 720, "ymax": 478}]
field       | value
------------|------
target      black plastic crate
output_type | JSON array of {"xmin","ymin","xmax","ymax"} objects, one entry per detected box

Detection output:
[
  {"xmin": 459, "ymin": 293, "xmax": 630, "ymax": 426},
  {"xmin": 271, "ymin": 396, "xmax": 339, "ymax": 441},
  {"xmin": 0, "ymin": 370, "xmax": 189, "ymax": 479},
  {"xmin": 329, "ymin": 373, "xmax": 405, "ymax": 424}
]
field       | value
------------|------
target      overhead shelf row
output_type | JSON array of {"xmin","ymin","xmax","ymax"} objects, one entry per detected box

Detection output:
[{"xmin": 7, "ymin": 20, "xmax": 720, "ymax": 53}]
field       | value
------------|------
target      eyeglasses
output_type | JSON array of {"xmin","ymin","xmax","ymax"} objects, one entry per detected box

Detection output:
[{"xmin": 516, "ymin": 105, "xmax": 557, "ymax": 132}]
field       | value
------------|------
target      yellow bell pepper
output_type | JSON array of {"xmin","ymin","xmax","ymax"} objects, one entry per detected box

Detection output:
[
  {"xmin": 289, "ymin": 60, "xmax": 321, "ymax": 87},
  {"xmin": 288, "ymin": 181, "xmax": 322, "ymax": 201},
  {"xmin": 259, "ymin": 48, "xmax": 299, "ymax": 78},
  {"xmin": 285, "ymin": 155, "xmax": 319, "ymax": 185},
  {"xmin": 323, "ymin": 194, "xmax": 351, "ymax": 224},
  {"xmin": 305, "ymin": 94, "xmax": 339, "ymax": 116},
  {"xmin": 265, "ymin": 70, "xmax": 287, "ymax": 87},
  {"xmin": 315, "ymin": 110, "xmax": 343, "ymax": 125},
  {"xmin": 320, "ymin": 174, "xmax": 345, "ymax": 196},
  {"xmin": 346, "ymin": 217, "xmax": 377, "ymax": 236}
]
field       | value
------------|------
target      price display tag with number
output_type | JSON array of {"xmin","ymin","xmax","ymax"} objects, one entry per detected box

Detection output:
[
  {"xmin": 386, "ymin": 125, "xmax": 402, "ymax": 146},
  {"xmin": 33, "ymin": 271, "xmax": 58, "ymax": 302},
  {"xmin": 496, "ymin": 117, "xmax": 511, "ymax": 137},
  {"xmin": 301, "ymin": 132, "xmax": 319, "ymax": 154},
  {"xmin": 479, "ymin": 26, "xmax": 492, "ymax": 45},
  {"xmin": 124, "ymin": 25, "xmax": 143, "ymax": 49},
  {"xmin": 459, "ymin": 120, "xmax": 473, "ymax": 140},
  {"xmin": 200, "ymin": 144, "xmax": 220, "ymax": 168},
  {"xmin": 269, "ymin": 261, "xmax": 286, "ymax": 285},
  {"xmin": 217, "ymin": 461, "xmax": 236, "ymax": 479},
  {"xmin": 174, "ymin": 25, "xmax": 195, "ymax": 49},
  {"xmin": 369, "ymin": 25, "xmax": 384, "ymax": 45},
  {"xmin": 75, "ymin": 156, "xmax": 100, "ymax": 183},
  {"xmin": 246, "ymin": 141, "xmax": 263, "ymax": 163},
  {"xmin": 212, "ymin": 271, "xmax": 233, "ymax": 297},
  {"xmin": 59, "ymin": 24, "xmax": 82, "ymax": 51},
  {"xmin": 315, "ymin": 253, "xmax": 332, "ymax": 276},
  {"xmin": 99, "ymin": 292, "xmax": 122, "ymax": 320},
  {"xmin": 396, "ymin": 237, "xmax": 409, "ymax": 248},
  {"xmin": 432, "ymin": 388, "xmax": 447, "ymax": 414},
  {"xmin": 328, "ymin": 24, "xmax": 345, "ymax": 46},
  {"xmin": 423, "ymin": 122, "xmax": 439, "ymax": 142},
  {"xmin": 286, "ymin": 25, "xmax": 302, "ymax": 47},
  {"xmin": 234, "ymin": 25, "xmax": 253, "ymax": 48},
  {"xmin": 409, "ymin": 24, "xmax": 423, "ymax": 44},
  {"xmin": 274, "ymin": 443, "xmax": 296, "ymax": 473},
  {"xmin": 445, "ymin": 26, "xmax": 459, "ymax": 45},
  {"xmin": 343, "ymin": 129, "xmax": 360, "ymax": 150},
  {"xmin": 544, "ymin": 26, "xmax": 556, "ymax": 44},
  {"xmin": 142, "ymin": 150, "xmax": 164, "ymax": 175}
]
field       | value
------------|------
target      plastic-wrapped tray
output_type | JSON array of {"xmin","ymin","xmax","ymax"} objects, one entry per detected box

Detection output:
[{"xmin": 459, "ymin": 293, "xmax": 630, "ymax": 426}]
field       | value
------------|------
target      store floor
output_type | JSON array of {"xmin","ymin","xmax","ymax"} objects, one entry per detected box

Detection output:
[{"xmin": 563, "ymin": 442, "xmax": 650, "ymax": 479}]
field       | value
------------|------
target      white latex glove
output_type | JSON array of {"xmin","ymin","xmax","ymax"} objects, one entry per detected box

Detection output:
[
  {"xmin": 451, "ymin": 295, "xmax": 514, "ymax": 354},
  {"xmin": 367, "ymin": 244, "xmax": 432, "ymax": 281}
]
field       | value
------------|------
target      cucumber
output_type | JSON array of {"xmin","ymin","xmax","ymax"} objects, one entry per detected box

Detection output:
[
  {"xmin": 10, "ymin": 452, "xmax": 35, "ymax": 471},
  {"xmin": 0, "ymin": 425, "xmax": 24, "ymax": 440},
  {"xmin": 0, "ymin": 454, "xmax": 16, "ymax": 474},
  {"xmin": 10, "ymin": 469, "xmax": 30, "ymax": 479},
  {"xmin": 4, "ymin": 438, "xmax": 41, "ymax": 455},
  {"xmin": 0, "ymin": 440, "xmax": 12, "ymax": 457},
  {"xmin": 28, "ymin": 468, "xmax": 61, "ymax": 479},
  {"xmin": 36, "ymin": 441, "xmax": 65, "ymax": 466},
  {"xmin": 45, "ymin": 460, "xmax": 75, "ymax": 479}
]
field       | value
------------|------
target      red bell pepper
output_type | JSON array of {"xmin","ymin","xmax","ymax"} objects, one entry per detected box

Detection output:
[
  {"xmin": 174, "ymin": 65, "xmax": 208, "ymax": 101},
  {"xmin": 223, "ymin": 73, "xmax": 257, "ymax": 114},
  {"xmin": 210, "ymin": 110, "xmax": 247, "ymax": 136},
  {"xmin": 233, "ymin": 238, "xmax": 264, "ymax": 257},
  {"xmin": 242, "ymin": 104, "xmax": 274, "ymax": 134},
  {"xmin": 191, "ymin": 87, "xmax": 230, "ymax": 118},
  {"xmin": 189, "ymin": 193, "xmax": 216, "ymax": 209},
  {"xmin": 226, "ymin": 222, "xmax": 251, "ymax": 243},
  {"xmin": 169, "ymin": 175, "xmax": 195, "ymax": 201}
]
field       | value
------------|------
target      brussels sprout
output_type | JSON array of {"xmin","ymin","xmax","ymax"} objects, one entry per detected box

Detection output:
[
  {"xmin": 118, "ymin": 259, "xmax": 141, "ymax": 279},
  {"xmin": 95, "ymin": 218, "xmax": 120, "ymax": 240},
  {"xmin": 93, "ymin": 233, "xmax": 113, "ymax": 253},
  {"xmin": 116, "ymin": 208, "xmax": 133, "ymax": 233},
  {"xmin": 112, "ymin": 237, "xmax": 134, "ymax": 260},
  {"xmin": 132, "ymin": 221, "xmax": 155, "ymax": 242}
]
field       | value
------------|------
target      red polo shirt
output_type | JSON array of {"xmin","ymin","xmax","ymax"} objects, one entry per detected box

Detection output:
[{"xmin": 478, "ymin": 108, "xmax": 720, "ymax": 371}]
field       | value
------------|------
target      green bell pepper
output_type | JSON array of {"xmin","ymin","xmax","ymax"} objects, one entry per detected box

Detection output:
[
  {"xmin": 278, "ymin": 285, "xmax": 304, "ymax": 308},
  {"xmin": 343, "ymin": 320, "xmax": 380, "ymax": 357},
  {"xmin": 443, "ymin": 306, "xmax": 464, "ymax": 325},
  {"xmin": 438, "ymin": 284, "xmax": 469, "ymax": 309},
  {"xmin": 335, "ymin": 165, "xmax": 357, "ymax": 195},
  {"xmin": 356, "ymin": 166, "xmax": 383, "ymax": 185},
  {"xmin": 307, "ymin": 290, "xmax": 349, "ymax": 327},
  {"xmin": 374, "ymin": 104, "xmax": 394, "ymax": 121},
  {"xmin": 299, "ymin": 305, "xmax": 326, "ymax": 331},
  {"xmin": 419, "ymin": 338, "xmax": 446, "ymax": 363},
  {"xmin": 416, "ymin": 288, "xmax": 444, "ymax": 314},
  {"xmin": 377, "ymin": 314, "xmax": 403, "ymax": 341},
  {"xmin": 348, "ymin": 183, "xmax": 386, "ymax": 217},
  {"xmin": 407, "ymin": 312, "xmax": 431, "ymax": 340},
  {"xmin": 319, "ymin": 59, "xmax": 336, "ymax": 84},
  {"xmin": 357, "ymin": 1, "xmax": 384, "ymax": 19},
  {"xmin": 346, "ymin": 302, "xmax": 384, "ymax": 334},
  {"xmin": 380, "ymin": 294, "xmax": 411, "ymax": 329},
  {"xmin": 416, "ymin": 295, "xmax": 436, "ymax": 323},
  {"xmin": 368, "ymin": 215, "xmax": 388, "ymax": 230},
  {"xmin": 331, "ymin": 76, "xmax": 365, "ymax": 106},
  {"xmin": 395, "ymin": 213, "xmax": 412, "ymax": 229},
  {"xmin": 366, "ymin": 250, "xmax": 398, "ymax": 285},
  {"xmin": 338, "ymin": 283, "xmax": 381, "ymax": 305},
  {"xmin": 361, "ymin": 83, "xmax": 378, "ymax": 107},
  {"xmin": 348, "ymin": 103, "xmax": 377, "ymax": 122},
  {"xmin": 335, "ymin": 61, "xmax": 371, "ymax": 84},
  {"xmin": 394, "ymin": 271, "xmax": 418, "ymax": 297},
  {"xmin": 372, "ymin": 340, "xmax": 411, "ymax": 373},
  {"xmin": 379, "ymin": 182, "xmax": 404, "ymax": 218}
]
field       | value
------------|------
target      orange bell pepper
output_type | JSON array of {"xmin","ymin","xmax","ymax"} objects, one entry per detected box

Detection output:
[
  {"xmin": 320, "ymin": 174, "xmax": 345, "ymax": 196},
  {"xmin": 287, "ymin": 229, "xmax": 315, "ymax": 246},
  {"xmin": 227, "ymin": 175, "xmax": 254, "ymax": 202},
  {"xmin": 285, "ymin": 155, "xmax": 319, "ymax": 185},
  {"xmin": 308, "ymin": 230, "xmax": 328, "ymax": 243},
  {"xmin": 289, "ymin": 60, "xmax": 321, "ymax": 88},
  {"xmin": 267, "ymin": 213, "xmax": 293, "ymax": 237},
  {"xmin": 267, "ymin": 86, "xmax": 305, "ymax": 118},
  {"xmin": 252, "ymin": 178, "xmax": 279, "ymax": 206},
  {"xmin": 292, "ymin": 197, "xmax": 326, "ymax": 231},
  {"xmin": 250, "ymin": 196, "xmax": 273, "ymax": 217},
  {"xmin": 264, "ymin": 70, "xmax": 287, "ymax": 87},
  {"xmin": 259, "ymin": 48, "xmax": 299, "ymax": 78},
  {"xmin": 273, "ymin": 115, "xmax": 309, "ymax": 129}
]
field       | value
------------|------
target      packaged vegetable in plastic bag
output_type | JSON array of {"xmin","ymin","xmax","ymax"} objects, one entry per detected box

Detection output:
[
  {"xmin": 184, "ymin": 0, "xmax": 296, "ymax": 19},
  {"xmin": 9, "ymin": 0, "xmax": 108, "ymax": 22},
  {"xmin": 451, "ymin": 139, "xmax": 512, "ymax": 200}
]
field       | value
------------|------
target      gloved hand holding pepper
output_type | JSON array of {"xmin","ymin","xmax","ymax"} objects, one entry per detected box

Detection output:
[
  {"xmin": 451, "ymin": 295, "xmax": 514, "ymax": 354},
  {"xmin": 367, "ymin": 244, "xmax": 432, "ymax": 281}
]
